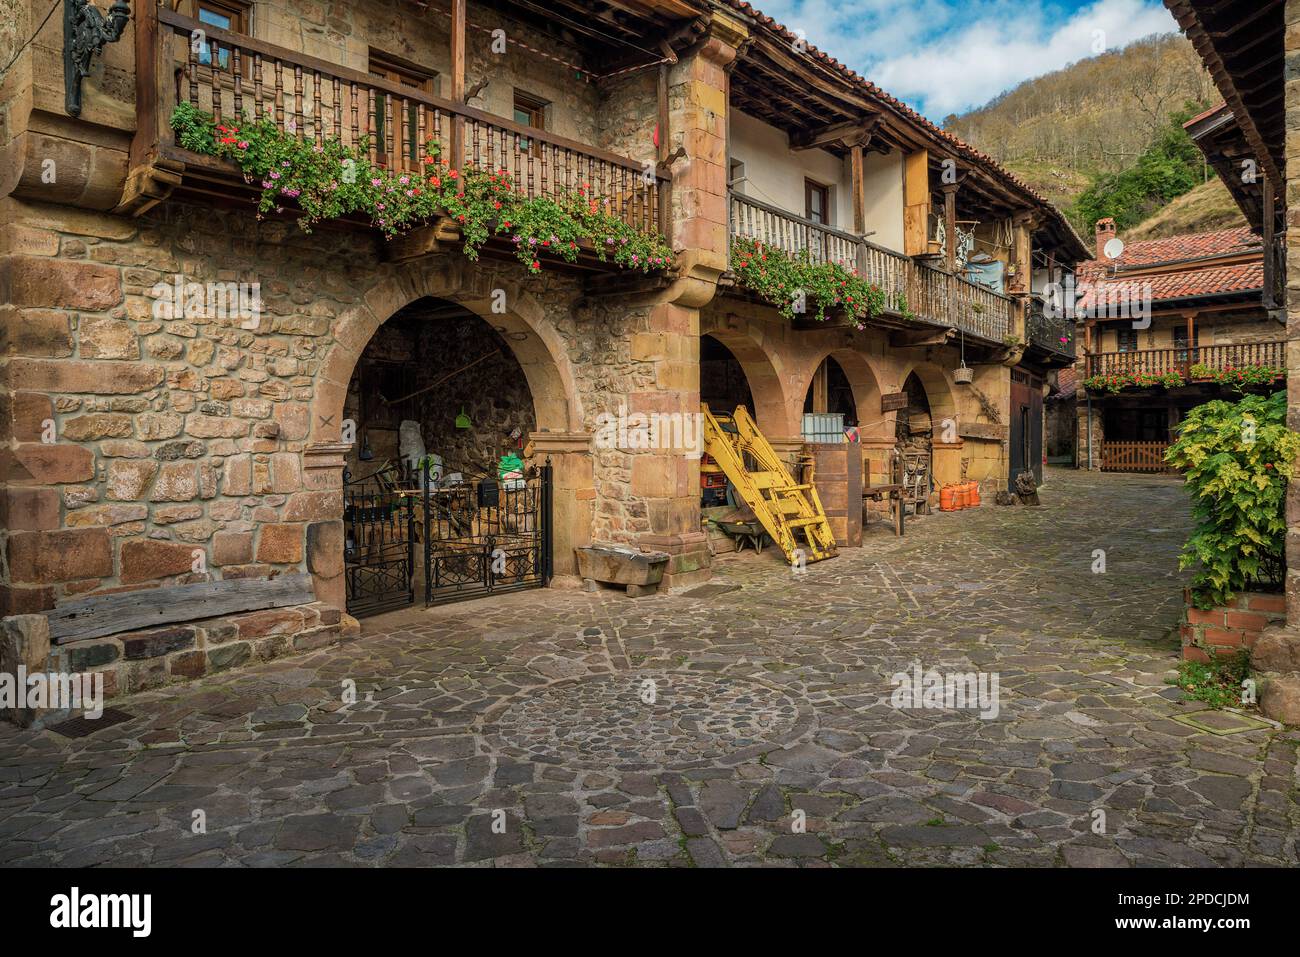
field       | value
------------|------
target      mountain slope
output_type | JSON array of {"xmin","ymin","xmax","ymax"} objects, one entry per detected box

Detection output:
[
  {"xmin": 944, "ymin": 33, "xmax": 1216, "ymax": 225},
  {"xmin": 1125, "ymin": 178, "xmax": 1246, "ymax": 241}
]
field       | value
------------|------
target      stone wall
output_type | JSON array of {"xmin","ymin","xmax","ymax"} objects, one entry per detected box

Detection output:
[{"xmin": 0, "ymin": 190, "xmax": 695, "ymax": 618}]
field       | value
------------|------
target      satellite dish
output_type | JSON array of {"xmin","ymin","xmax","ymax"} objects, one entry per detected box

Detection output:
[{"xmin": 1103, "ymin": 237, "xmax": 1125, "ymax": 261}]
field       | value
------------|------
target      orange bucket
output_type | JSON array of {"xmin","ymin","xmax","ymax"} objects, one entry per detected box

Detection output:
[
  {"xmin": 940, "ymin": 485, "xmax": 962, "ymax": 511},
  {"xmin": 966, "ymin": 481, "xmax": 981, "ymax": 507}
]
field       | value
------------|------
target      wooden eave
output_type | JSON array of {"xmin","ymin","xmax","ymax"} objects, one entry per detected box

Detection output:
[
  {"xmin": 1165, "ymin": 0, "xmax": 1284, "ymax": 195},
  {"xmin": 727, "ymin": 26, "xmax": 1089, "ymax": 263}
]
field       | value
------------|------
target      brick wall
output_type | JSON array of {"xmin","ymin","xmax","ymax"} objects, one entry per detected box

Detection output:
[{"xmin": 1180, "ymin": 590, "xmax": 1287, "ymax": 661}]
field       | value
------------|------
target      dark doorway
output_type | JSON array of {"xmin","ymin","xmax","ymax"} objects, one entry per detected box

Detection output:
[{"xmin": 1009, "ymin": 367, "xmax": 1044, "ymax": 489}]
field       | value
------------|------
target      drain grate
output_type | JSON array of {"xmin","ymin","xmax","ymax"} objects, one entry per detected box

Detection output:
[{"xmin": 48, "ymin": 708, "xmax": 134, "ymax": 739}]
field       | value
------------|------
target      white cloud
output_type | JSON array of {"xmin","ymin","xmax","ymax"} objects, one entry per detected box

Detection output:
[{"xmin": 751, "ymin": 0, "xmax": 1180, "ymax": 119}]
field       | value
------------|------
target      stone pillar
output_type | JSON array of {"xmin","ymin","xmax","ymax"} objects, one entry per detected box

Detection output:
[
  {"xmin": 529, "ymin": 431, "xmax": 594, "ymax": 579},
  {"xmin": 1261, "ymin": 0, "xmax": 1300, "ymax": 723},
  {"xmin": 1076, "ymin": 394, "xmax": 1101, "ymax": 470},
  {"xmin": 301, "ymin": 442, "xmax": 348, "ymax": 611},
  {"xmin": 0, "ymin": 614, "xmax": 52, "ymax": 728},
  {"xmin": 624, "ymin": 12, "xmax": 748, "ymax": 590}
]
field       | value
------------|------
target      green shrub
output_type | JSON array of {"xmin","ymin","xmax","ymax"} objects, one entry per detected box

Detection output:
[
  {"xmin": 1165, "ymin": 391, "xmax": 1300, "ymax": 608},
  {"xmin": 1070, "ymin": 104, "xmax": 1210, "ymax": 232}
]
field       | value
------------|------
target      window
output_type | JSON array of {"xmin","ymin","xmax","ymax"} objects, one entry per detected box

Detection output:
[
  {"xmin": 512, "ymin": 91, "xmax": 548, "ymax": 154},
  {"xmin": 191, "ymin": 0, "xmax": 250, "ymax": 70},
  {"xmin": 729, "ymin": 159, "xmax": 746, "ymax": 190},
  {"xmin": 1116, "ymin": 329, "xmax": 1138, "ymax": 353},
  {"xmin": 1173, "ymin": 325, "xmax": 1199, "ymax": 361},
  {"xmin": 805, "ymin": 179, "xmax": 830, "ymax": 225},
  {"xmin": 369, "ymin": 53, "xmax": 436, "ymax": 169}
]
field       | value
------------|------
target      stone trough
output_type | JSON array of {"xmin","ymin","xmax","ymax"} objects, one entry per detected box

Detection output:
[{"xmin": 575, "ymin": 544, "xmax": 670, "ymax": 597}]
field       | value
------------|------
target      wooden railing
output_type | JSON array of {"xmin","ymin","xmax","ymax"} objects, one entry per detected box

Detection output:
[
  {"xmin": 728, "ymin": 191, "xmax": 1011, "ymax": 341},
  {"xmin": 1101, "ymin": 441, "xmax": 1173, "ymax": 473},
  {"xmin": 1087, "ymin": 340, "xmax": 1286, "ymax": 378},
  {"xmin": 155, "ymin": 9, "xmax": 668, "ymax": 236}
]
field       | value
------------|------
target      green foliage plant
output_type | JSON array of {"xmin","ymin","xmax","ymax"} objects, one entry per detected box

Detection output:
[{"xmin": 1165, "ymin": 391, "xmax": 1300, "ymax": 608}]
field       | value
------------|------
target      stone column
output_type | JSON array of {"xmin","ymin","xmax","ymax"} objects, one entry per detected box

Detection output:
[
  {"xmin": 1257, "ymin": 0, "xmax": 1300, "ymax": 723},
  {"xmin": 627, "ymin": 12, "xmax": 748, "ymax": 589},
  {"xmin": 301, "ymin": 442, "xmax": 348, "ymax": 611},
  {"xmin": 529, "ymin": 431, "xmax": 594, "ymax": 579}
]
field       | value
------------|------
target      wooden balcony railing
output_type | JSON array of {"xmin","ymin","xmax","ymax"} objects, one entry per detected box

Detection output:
[
  {"xmin": 727, "ymin": 191, "xmax": 1011, "ymax": 341},
  {"xmin": 151, "ymin": 8, "xmax": 668, "ymax": 236},
  {"xmin": 1086, "ymin": 340, "xmax": 1286, "ymax": 378}
]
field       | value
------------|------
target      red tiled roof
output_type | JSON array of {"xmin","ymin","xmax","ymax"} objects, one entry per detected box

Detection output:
[
  {"xmin": 721, "ymin": 0, "xmax": 1089, "ymax": 258},
  {"xmin": 1052, "ymin": 367, "xmax": 1078, "ymax": 399},
  {"xmin": 1076, "ymin": 227, "xmax": 1263, "ymax": 308},
  {"xmin": 1079, "ymin": 227, "xmax": 1260, "ymax": 276}
]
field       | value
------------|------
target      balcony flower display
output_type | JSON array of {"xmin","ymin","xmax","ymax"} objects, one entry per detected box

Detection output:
[
  {"xmin": 729, "ymin": 237, "xmax": 899, "ymax": 326},
  {"xmin": 1082, "ymin": 369, "xmax": 1187, "ymax": 393},
  {"xmin": 170, "ymin": 103, "xmax": 672, "ymax": 274},
  {"xmin": 1188, "ymin": 363, "xmax": 1285, "ymax": 389}
]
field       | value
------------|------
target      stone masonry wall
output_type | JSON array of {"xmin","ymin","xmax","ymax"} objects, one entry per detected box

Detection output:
[{"xmin": 0, "ymin": 192, "xmax": 670, "ymax": 616}]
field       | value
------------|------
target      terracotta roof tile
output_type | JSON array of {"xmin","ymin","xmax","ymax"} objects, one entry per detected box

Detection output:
[
  {"xmin": 1076, "ymin": 227, "xmax": 1263, "ymax": 307},
  {"xmin": 1052, "ymin": 366, "xmax": 1078, "ymax": 399}
]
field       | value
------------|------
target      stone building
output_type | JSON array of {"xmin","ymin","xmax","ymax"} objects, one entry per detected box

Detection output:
[
  {"xmin": 1071, "ymin": 216, "xmax": 1283, "ymax": 472},
  {"xmin": 0, "ymin": 0, "xmax": 1084, "ymax": 707},
  {"xmin": 1163, "ymin": 0, "xmax": 1298, "ymax": 720}
]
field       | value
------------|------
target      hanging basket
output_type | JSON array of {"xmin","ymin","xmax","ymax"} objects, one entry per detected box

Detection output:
[{"xmin": 954, "ymin": 365, "xmax": 974, "ymax": 385}]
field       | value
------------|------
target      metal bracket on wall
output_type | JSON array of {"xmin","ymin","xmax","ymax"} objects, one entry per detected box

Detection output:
[{"xmin": 64, "ymin": 0, "xmax": 132, "ymax": 116}]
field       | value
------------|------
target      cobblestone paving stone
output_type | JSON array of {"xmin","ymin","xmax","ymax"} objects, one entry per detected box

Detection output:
[{"xmin": 2, "ymin": 469, "xmax": 1299, "ymax": 868}]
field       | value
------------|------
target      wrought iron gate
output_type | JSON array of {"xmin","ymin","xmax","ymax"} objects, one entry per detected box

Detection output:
[{"xmin": 344, "ymin": 460, "xmax": 553, "ymax": 617}]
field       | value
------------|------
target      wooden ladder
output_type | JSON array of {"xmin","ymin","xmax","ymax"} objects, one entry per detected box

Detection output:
[{"xmin": 701, "ymin": 405, "xmax": 837, "ymax": 564}]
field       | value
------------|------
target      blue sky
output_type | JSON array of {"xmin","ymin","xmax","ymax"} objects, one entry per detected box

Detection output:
[{"xmin": 752, "ymin": 0, "xmax": 1180, "ymax": 120}]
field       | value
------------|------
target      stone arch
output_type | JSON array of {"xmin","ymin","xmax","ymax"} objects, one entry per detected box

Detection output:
[
  {"xmin": 795, "ymin": 348, "xmax": 886, "ymax": 437},
  {"xmin": 304, "ymin": 258, "xmax": 586, "ymax": 610},
  {"xmin": 896, "ymin": 359, "xmax": 958, "ymax": 426},
  {"xmin": 310, "ymin": 258, "xmax": 583, "ymax": 444},
  {"xmin": 698, "ymin": 317, "xmax": 795, "ymax": 438}
]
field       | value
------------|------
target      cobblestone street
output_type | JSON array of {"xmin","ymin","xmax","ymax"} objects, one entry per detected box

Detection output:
[{"xmin": 2, "ymin": 468, "xmax": 1298, "ymax": 868}]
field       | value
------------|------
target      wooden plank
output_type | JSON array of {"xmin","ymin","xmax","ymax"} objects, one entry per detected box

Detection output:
[
  {"xmin": 47, "ymin": 574, "xmax": 316, "ymax": 644},
  {"xmin": 903, "ymin": 149, "xmax": 929, "ymax": 257},
  {"xmin": 880, "ymin": 392, "xmax": 909, "ymax": 412},
  {"xmin": 958, "ymin": 421, "xmax": 1009, "ymax": 441}
]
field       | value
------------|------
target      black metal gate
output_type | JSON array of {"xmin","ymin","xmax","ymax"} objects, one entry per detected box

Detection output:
[
  {"xmin": 344, "ymin": 459, "xmax": 553, "ymax": 617},
  {"xmin": 343, "ymin": 467, "xmax": 417, "ymax": 617}
]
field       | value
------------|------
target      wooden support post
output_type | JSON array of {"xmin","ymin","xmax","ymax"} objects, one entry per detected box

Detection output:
[
  {"xmin": 812, "ymin": 359, "xmax": 829, "ymax": 414},
  {"xmin": 1263, "ymin": 174, "xmax": 1277, "ymax": 311},
  {"xmin": 658, "ymin": 62, "xmax": 671, "ymax": 240},
  {"xmin": 943, "ymin": 183, "xmax": 958, "ymax": 273},
  {"xmin": 1185, "ymin": 311, "xmax": 1197, "ymax": 376},
  {"xmin": 450, "ymin": 0, "xmax": 466, "ymax": 170},
  {"xmin": 850, "ymin": 143, "xmax": 865, "ymax": 236},
  {"xmin": 942, "ymin": 182, "xmax": 958, "ymax": 327}
]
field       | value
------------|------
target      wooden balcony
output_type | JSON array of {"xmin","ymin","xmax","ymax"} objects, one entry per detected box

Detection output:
[
  {"xmin": 727, "ymin": 192, "xmax": 1013, "ymax": 343},
  {"xmin": 1026, "ymin": 309, "xmax": 1076, "ymax": 362},
  {"xmin": 130, "ymin": 9, "xmax": 669, "ymax": 253},
  {"xmin": 1086, "ymin": 341, "xmax": 1286, "ymax": 379}
]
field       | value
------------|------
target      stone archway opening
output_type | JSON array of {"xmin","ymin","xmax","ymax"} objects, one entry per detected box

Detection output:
[
  {"xmin": 803, "ymin": 355, "xmax": 855, "ymax": 421},
  {"xmin": 343, "ymin": 298, "xmax": 536, "ymax": 482},
  {"xmin": 321, "ymin": 290, "xmax": 582, "ymax": 618},
  {"xmin": 897, "ymin": 371, "xmax": 932, "ymax": 448},
  {"xmin": 701, "ymin": 334, "xmax": 755, "ymax": 418}
]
